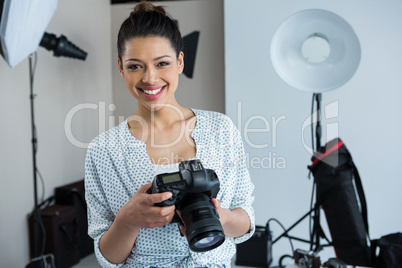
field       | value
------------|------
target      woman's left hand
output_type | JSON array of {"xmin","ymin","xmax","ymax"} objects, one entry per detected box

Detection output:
[
  {"xmin": 178, "ymin": 198, "xmax": 250, "ymax": 238},
  {"xmin": 178, "ymin": 198, "xmax": 232, "ymax": 237},
  {"xmin": 210, "ymin": 198, "xmax": 231, "ymax": 228}
]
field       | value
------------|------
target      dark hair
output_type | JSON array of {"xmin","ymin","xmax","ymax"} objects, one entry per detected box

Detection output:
[{"xmin": 117, "ymin": 2, "xmax": 183, "ymax": 61}]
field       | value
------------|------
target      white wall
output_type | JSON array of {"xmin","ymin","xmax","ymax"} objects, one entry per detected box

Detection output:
[
  {"xmin": 225, "ymin": 0, "xmax": 402, "ymax": 265},
  {"xmin": 0, "ymin": 0, "xmax": 112, "ymax": 266},
  {"xmin": 111, "ymin": 0, "xmax": 225, "ymax": 119},
  {"xmin": 3, "ymin": 0, "xmax": 401, "ymax": 266}
]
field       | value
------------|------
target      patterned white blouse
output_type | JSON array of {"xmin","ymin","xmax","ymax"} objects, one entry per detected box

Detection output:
[{"xmin": 85, "ymin": 109, "xmax": 255, "ymax": 268}]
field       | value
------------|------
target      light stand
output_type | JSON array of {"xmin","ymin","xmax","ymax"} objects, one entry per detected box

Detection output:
[
  {"xmin": 26, "ymin": 39, "xmax": 86, "ymax": 261},
  {"xmin": 310, "ymin": 93, "xmax": 328, "ymax": 252},
  {"xmin": 1, "ymin": 0, "xmax": 88, "ymax": 265},
  {"xmin": 272, "ymin": 93, "xmax": 332, "ymax": 254},
  {"xmin": 29, "ymin": 53, "xmax": 43, "ymax": 257},
  {"xmin": 29, "ymin": 53, "xmax": 39, "ymax": 212},
  {"xmin": 269, "ymin": 8, "xmax": 361, "ymax": 261},
  {"xmin": 311, "ymin": 93, "xmax": 325, "ymax": 252}
]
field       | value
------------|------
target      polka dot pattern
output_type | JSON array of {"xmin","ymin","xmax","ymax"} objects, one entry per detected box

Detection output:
[{"xmin": 85, "ymin": 109, "xmax": 255, "ymax": 268}]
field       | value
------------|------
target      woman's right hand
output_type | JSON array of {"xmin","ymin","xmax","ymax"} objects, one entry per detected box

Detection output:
[
  {"xmin": 116, "ymin": 182, "xmax": 176, "ymax": 230},
  {"xmin": 99, "ymin": 182, "xmax": 174, "ymax": 263}
]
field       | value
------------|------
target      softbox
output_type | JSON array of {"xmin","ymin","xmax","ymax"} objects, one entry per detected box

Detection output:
[
  {"xmin": 0, "ymin": 0, "xmax": 58, "ymax": 67},
  {"xmin": 308, "ymin": 138, "xmax": 371, "ymax": 266}
]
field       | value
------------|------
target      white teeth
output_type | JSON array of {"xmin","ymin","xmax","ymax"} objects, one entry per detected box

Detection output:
[{"xmin": 143, "ymin": 86, "xmax": 163, "ymax": 95}]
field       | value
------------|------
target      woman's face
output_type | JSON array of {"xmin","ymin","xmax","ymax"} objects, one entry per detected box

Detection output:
[{"xmin": 118, "ymin": 36, "xmax": 184, "ymax": 112}]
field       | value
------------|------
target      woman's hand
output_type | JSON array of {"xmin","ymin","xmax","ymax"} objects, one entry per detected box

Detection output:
[
  {"xmin": 210, "ymin": 198, "xmax": 231, "ymax": 227},
  {"xmin": 211, "ymin": 198, "xmax": 250, "ymax": 238},
  {"xmin": 100, "ymin": 182, "xmax": 175, "ymax": 264},
  {"xmin": 116, "ymin": 182, "xmax": 176, "ymax": 231},
  {"xmin": 177, "ymin": 198, "xmax": 250, "ymax": 238}
]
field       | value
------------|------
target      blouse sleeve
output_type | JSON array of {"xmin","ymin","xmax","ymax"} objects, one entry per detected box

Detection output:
[
  {"xmin": 227, "ymin": 119, "xmax": 256, "ymax": 244},
  {"xmin": 84, "ymin": 143, "xmax": 125, "ymax": 268}
]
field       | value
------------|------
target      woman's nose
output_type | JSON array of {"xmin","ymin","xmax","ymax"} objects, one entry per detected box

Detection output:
[{"xmin": 142, "ymin": 67, "xmax": 158, "ymax": 84}]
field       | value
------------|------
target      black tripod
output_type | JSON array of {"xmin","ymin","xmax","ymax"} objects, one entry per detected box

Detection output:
[{"xmin": 272, "ymin": 93, "xmax": 331, "ymax": 253}]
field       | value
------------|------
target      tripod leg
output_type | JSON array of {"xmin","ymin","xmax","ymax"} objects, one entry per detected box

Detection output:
[{"xmin": 273, "ymin": 208, "xmax": 315, "ymax": 244}]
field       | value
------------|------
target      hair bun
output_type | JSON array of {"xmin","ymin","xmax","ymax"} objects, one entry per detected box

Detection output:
[{"xmin": 133, "ymin": 2, "xmax": 166, "ymax": 16}]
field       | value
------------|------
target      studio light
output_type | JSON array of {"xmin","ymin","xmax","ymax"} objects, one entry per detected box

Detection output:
[
  {"xmin": 40, "ymin": 32, "xmax": 87, "ymax": 60},
  {"xmin": 0, "ymin": 0, "xmax": 57, "ymax": 67},
  {"xmin": 182, "ymin": 31, "xmax": 199, "ymax": 79},
  {"xmin": 1, "ymin": 0, "xmax": 88, "ymax": 265},
  {"xmin": 0, "ymin": 0, "xmax": 87, "ymax": 68},
  {"xmin": 269, "ymin": 9, "xmax": 364, "ymax": 260},
  {"xmin": 271, "ymin": 9, "xmax": 361, "ymax": 93},
  {"xmin": 174, "ymin": 19, "xmax": 199, "ymax": 79}
]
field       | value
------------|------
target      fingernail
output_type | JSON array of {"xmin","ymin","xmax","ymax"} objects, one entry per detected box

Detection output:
[{"xmin": 166, "ymin": 192, "xmax": 172, "ymax": 198}]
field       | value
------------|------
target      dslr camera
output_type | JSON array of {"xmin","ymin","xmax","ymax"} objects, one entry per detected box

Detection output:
[{"xmin": 151, "ymin": 159, "xmax": 225, "ymax": 252}]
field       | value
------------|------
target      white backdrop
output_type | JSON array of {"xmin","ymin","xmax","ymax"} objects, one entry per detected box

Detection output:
[{"xmin": 224, "ymin": 0, "xmax": 402, "ymax": 266}]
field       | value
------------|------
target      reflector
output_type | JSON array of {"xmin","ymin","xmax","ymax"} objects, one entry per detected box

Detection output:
[{"xmin": 270, "ymin": 9, "xmax": 361, "ymax": 92}]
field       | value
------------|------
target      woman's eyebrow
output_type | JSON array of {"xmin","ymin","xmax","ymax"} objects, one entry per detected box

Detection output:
[
  {"xmin": 125, "ymin": 58, "xmax": 141, "ymax": 63},
  {"xmin": 125, "ymin": 55, "xmax": 171, "ymax": 63},
  {"xmin": 154, "ymin": 55, "xmax": 171, "ymax": 61}
]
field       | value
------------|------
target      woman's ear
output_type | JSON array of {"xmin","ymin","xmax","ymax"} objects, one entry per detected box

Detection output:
[
  {"xmin": 178, "ymin": 51, "xmax": 184, "ymax": 74},
  {"xmin": 117, "ymin": 58, "xmax": 124, "ymax": 78}
]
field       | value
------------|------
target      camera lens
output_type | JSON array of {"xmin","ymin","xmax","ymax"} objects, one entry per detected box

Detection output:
[
  {"xmin": 193, "ymin": 234, "xmax": 223, "ymax": 249},
  {"xmin": 180, "ymin": 193, "xmax": 225, "ymax": 252}
]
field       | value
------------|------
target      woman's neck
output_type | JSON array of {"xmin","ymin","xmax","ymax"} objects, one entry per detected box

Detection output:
[{"xmin": 130, "ymin": 103, "xmax": 192, "ymax": 131}]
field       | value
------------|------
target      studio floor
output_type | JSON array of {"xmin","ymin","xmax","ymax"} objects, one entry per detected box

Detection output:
[{"xmin": 71, "ymin": 254, "xmax": 249, "ymax": 268}]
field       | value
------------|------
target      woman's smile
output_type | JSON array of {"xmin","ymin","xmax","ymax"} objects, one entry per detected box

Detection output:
[{"xmin": 138, "ymin": 85, "xmax": 167, "ymax": 100}]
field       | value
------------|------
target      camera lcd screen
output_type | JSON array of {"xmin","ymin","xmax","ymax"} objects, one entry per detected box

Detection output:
[{"xmin": 162, "ymin": 173, "xmax": 182, "ymax": 184}]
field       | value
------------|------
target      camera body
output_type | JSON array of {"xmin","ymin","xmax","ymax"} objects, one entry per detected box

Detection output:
[
  {"xmin": 151, "ymin": 159, "xmax": 220, "ymax": 222},
  {"xmin": 150, "ymin": 159, "xmax": 225, "ymax": 252},
  {"xmin": 294, "ymin": 249, "xmax": 321, "ymax": 268}
]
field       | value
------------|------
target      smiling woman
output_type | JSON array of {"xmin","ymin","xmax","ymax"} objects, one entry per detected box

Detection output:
[
  {"xmin": 84, "ymin": 2, "xmax": 255, "ymax": 268},
  {"xmin": 118, "ymin": 36, "xmax": 184, "ymax": 109}
]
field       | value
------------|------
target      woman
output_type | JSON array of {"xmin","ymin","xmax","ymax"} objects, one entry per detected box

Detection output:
[{"xmin": 85, "ymin": 2, "xmax": 255, "ymax": 267}]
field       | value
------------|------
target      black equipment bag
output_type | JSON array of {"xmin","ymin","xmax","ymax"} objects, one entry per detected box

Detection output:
[
  {"xmin": 28, "ymin": 204, "xmax": 80, "ymax": 267},
  {"xmin": 371, "ymin": 232, "xmax": 402, "ymax": 268},
  {"xmin": 235, "ymin": 225, "xmax": 272, "ymax": 268},
  {"xmin": 55, "ymin": 179, "xmax": 94, "ymax": 258},
  {"xmin": 308, "ymin": 138, "xmax": 371, "ymax": 266}
]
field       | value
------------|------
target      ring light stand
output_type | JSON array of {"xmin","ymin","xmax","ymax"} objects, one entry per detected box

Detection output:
[{"xmin": 270, "ymin": 9, "xmax": 361, "ymax": 253}]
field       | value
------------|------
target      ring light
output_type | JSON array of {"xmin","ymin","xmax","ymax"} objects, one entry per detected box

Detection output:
[{"xmin": 270, "ymin": 9, "xmax": 361, "ymax": 92}]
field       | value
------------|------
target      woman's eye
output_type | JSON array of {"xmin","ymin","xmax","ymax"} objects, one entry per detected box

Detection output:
[
  {"xmin": 158, "ymin": 62, "xmax": 170, "ymax": 67},
  {"xmin": 128, "ymin": 64, "xmax": 141, "ymax": 70}
]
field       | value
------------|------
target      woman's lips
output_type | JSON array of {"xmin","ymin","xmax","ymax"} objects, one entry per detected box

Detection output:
[{"xmin": 138, "ymin": 85, "xmax": 166, "ymax": 100}]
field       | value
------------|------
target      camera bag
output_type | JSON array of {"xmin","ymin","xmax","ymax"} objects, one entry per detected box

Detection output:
[
  {"xmin": 28, "ymin": 202, "xmax": 80, "ymax": 267},
  {"xmin": 308, "ymin": 138, "xmax": 371, "ymax": 266},
  {"xmin": 235, "ymin": 225, "xmax": 272, "ymax": 268},
  {"xmin": 371, "ymin": 232, "xmax": 402, "ymax": 268},
  {"xmin": 55, "ymin": 179, "xmax": 94, "ymax": 258}
]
